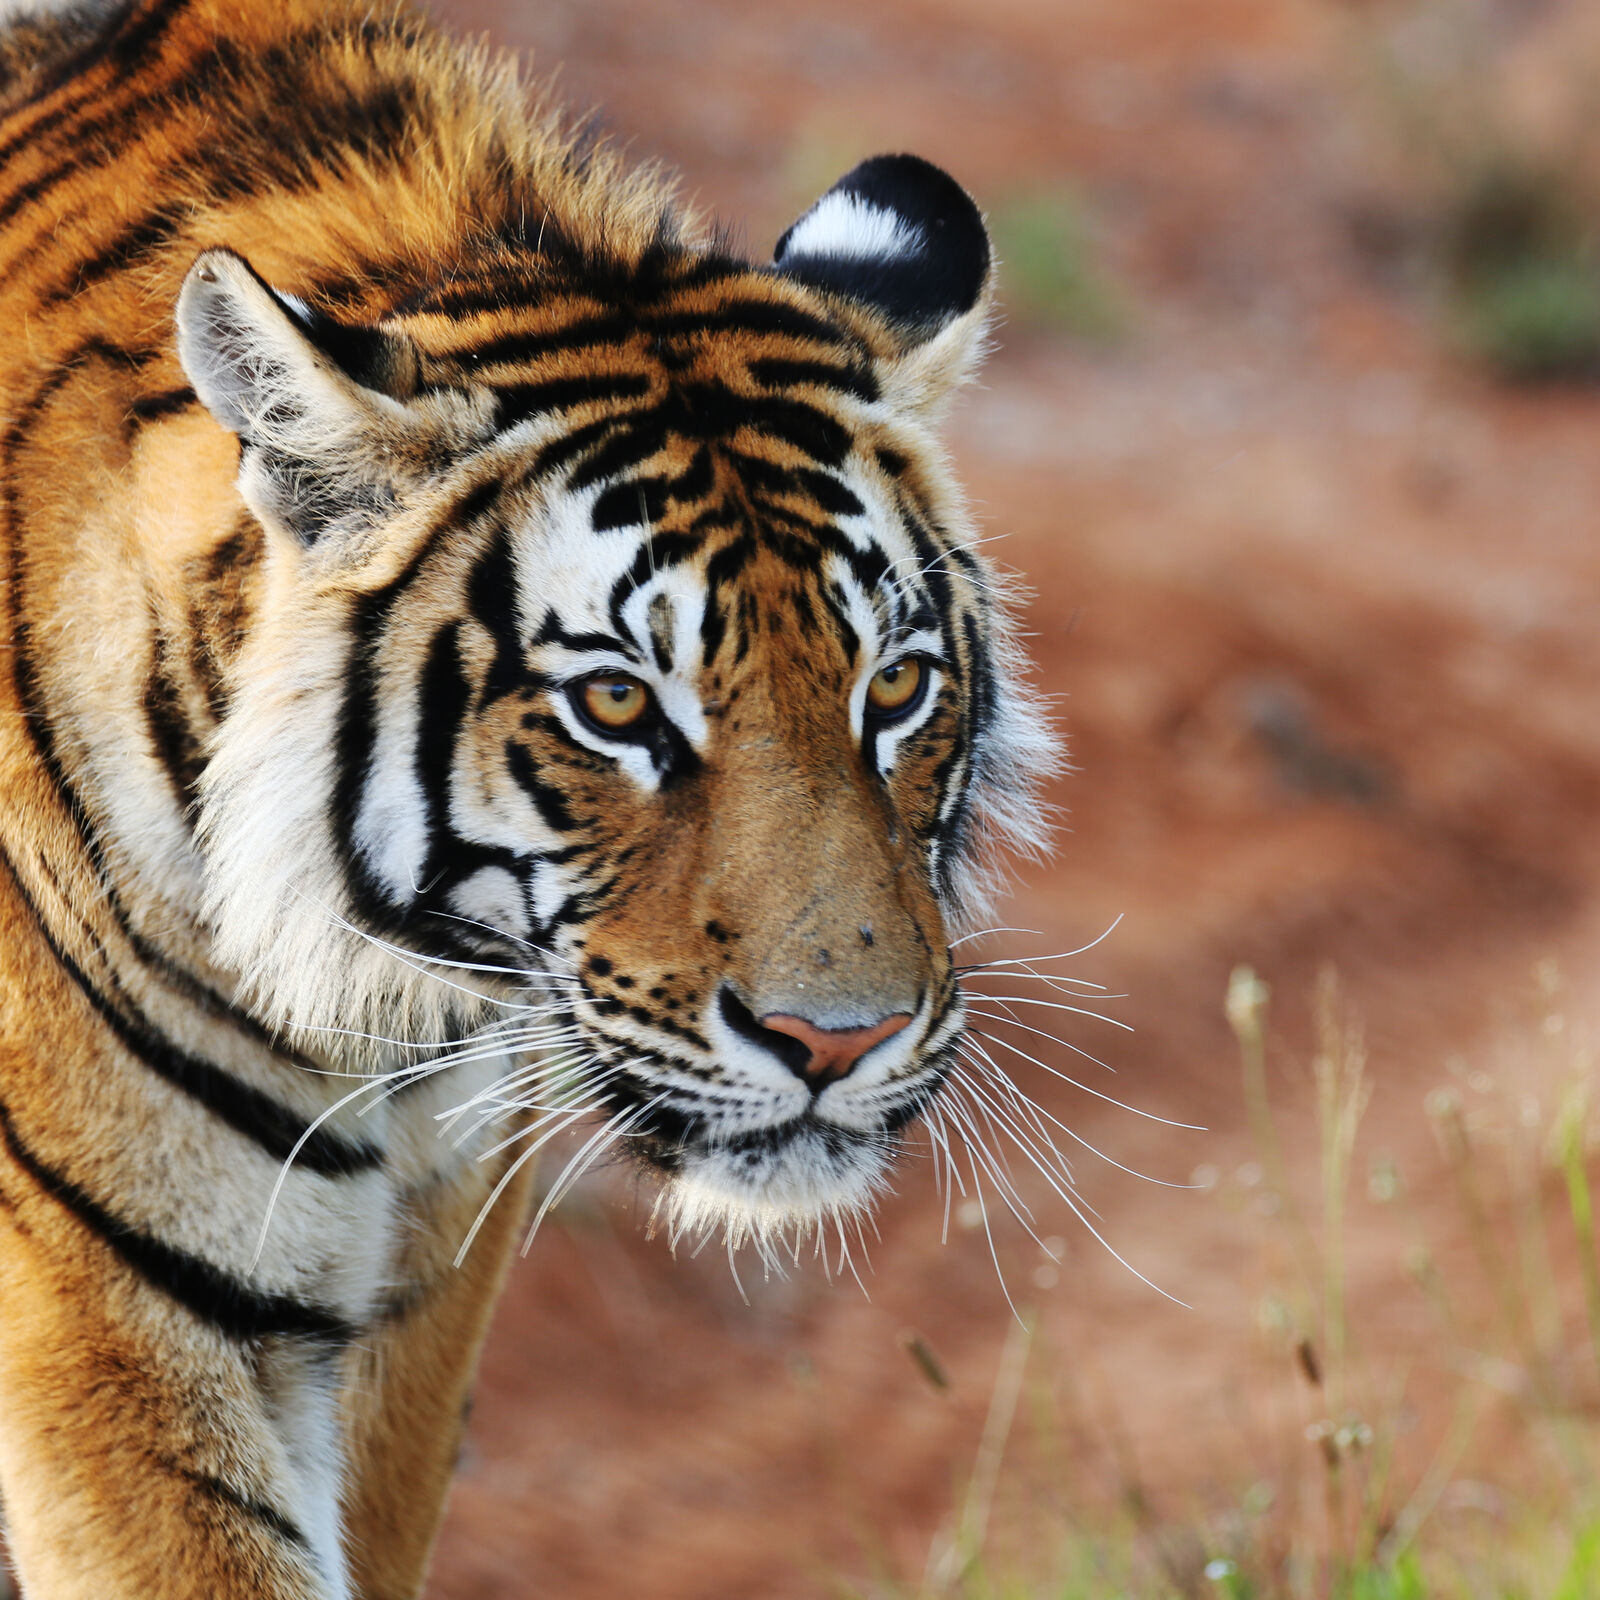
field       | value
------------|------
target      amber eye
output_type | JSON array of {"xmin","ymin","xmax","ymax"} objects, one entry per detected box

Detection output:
[
  {"xmin": 576, "ymin": 674, "xmax": 652, "ymax": 732},
  {"xmin": 865, "ymin": 657, "xmax": 927, "ymax": 719}
]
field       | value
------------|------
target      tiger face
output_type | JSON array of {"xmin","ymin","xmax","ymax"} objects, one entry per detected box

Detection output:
[{"xmin": 183, "ymin": 157, "xmax": 1055, "ymax": 1239}]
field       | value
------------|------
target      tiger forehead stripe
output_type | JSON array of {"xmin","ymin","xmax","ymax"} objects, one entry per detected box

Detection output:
[{"xmin": 0, "ymin": 3, "xmax": 1062, "ymax": 1596}]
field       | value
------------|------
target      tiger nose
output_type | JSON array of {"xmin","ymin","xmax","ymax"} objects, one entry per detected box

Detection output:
[{"xmin": 758, "ymin": 1011, "xmax": 913, "ymax": 1086}]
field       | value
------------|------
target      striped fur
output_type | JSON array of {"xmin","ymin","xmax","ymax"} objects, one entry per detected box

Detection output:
[{"xmin": 0, "ymin": 2, "xmax": 1056, "ymax": 1595}]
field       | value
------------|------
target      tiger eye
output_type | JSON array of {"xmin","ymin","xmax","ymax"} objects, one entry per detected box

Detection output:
[
  {"xmin": 579, "ymin": 675, "xmax": 651, "ymax": 731},
  {"xmin": 865, "ymin": 658, "xmax": 925, "ymax": 716}
]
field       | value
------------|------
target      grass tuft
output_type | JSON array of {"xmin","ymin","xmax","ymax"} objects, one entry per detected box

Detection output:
[
  {"xmin": 1347, "ymin": 1, "xmax": 1600, "ymax": 381},
  {"xmin": 1444, "ymin": 184, "xmax": 1600, "ymax": 381}
]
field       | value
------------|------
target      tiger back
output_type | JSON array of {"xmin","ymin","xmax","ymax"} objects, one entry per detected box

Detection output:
[{"xmin": 0, "ymin": 2, "xmax": 1053, "ymax": 1596}]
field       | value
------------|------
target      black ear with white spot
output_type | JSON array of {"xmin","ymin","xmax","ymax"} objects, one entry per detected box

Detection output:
[
  {"xmin": 176, "ymin": 248, "xmax": 424, "ymax": 547},
  {"xmin": 775, "ymin": 155, "xmax": 993, "ymax": 411}
]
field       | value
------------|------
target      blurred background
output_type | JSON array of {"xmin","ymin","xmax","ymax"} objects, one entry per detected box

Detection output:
[{"xmin": 410, "ymin": 1, "xmax": 1600, "ymax": 1595}]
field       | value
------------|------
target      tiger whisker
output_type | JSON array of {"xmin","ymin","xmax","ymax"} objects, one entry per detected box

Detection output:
[
  {"xmin": 946, "ymin": 925, "xmax": 1045, "ymax": 949},
  {"xmin": 520, "ymin": 1092, "xmax": 667, "ymax": 1255},
  {"xmin": 249, "ymin": 1047, "xmax": 467, "ymax": 1269},
  {"xmin": 343, "ymin": 1022, "xmax": 579, "ymax": 1088},
  {"xmin": 939, "ymin": 1079, "xmax": 1045, "ymax": 1241},
  {"xmin": 300, "ymin": 894, "xmax": 561, "ymax": 1011},
  {"xmin": 960, "ymin": 992, "xmax": 1133, "ymax": 1030},
  {"xmin": 956, "ymin": 952, "xmax": 1110, "ymax": 976},
  {"xmin": 453, "ymin": 1101, "xmax": 599, "ymax": 1269},
  {"xmin": 725, "ymin": 1232, "xmax": 750, "ymax": 1305},
  {"xmin": 952, "ymin": 1048, "xmax": 1078, "ymax": 1194},
  {"xmin": 355, "ymin": 1033, "xmax": 586, "ymax": 1122},
  {"xmin": 964, "ymin": 1029, "xmax": 1205, "ymax": 1129},
  {"xmin": 279, "ymin": 1009, "xmax": 566, "ymax": 1076},
  {"xmin": 951, "ymin": 1062, "xmax": 1190, "ymax": 1309},
  {"xmin": 961, "ymin": 1005, "xmax": 1126, "ymax": 1077},
  {"xmin": 419, "ymin": 908, "xmax": 581, "ymax": 974},
  {"xmin": 891, "ymin": 531, "xmax": 1011, "ymax": 585},
  {"xmin": 949, "ymin": 913, "xmax": 1125, "ymax": 961},
  {"xmin": 460, "ymin": 1051, "xmax": 621, "ymax": 1120},
  {"xmin": 471, "ymin": 1071, "xmax": 629, "ymax": 1163},
  {"xmin": 832, "ymin": 1205, "xmax": 872, "ymax": 1298},
  {"xmin": 448, "ymin": 1072, "xmax": 608, "ymax": 1152},
  {"xmin": 471, "ymin": 1098, "xmax": 596, "ymax": 1164},
  {"xmin": 287, "ymin": 1014, "xmax": 547, "ymax": 1055},
  {"xmin": 958, "ymin": 1044, "xmax": 1199, "ymax": 1191},
  {"xmin": 925, "ymin": 1103, "xmax": 962, "ymax": 1243},
  {"xmin": 439, "ymin": 1045, "xmax": 594, "ymax": 1122},
  {"xmin": 311, "ymin": 906, "xmax": 540, "ymax": 1012},
  {"xmin": 960, "ymin": 1008, "xmax": 1118, "ymax": 1074},
  {"xmin": 951, "ymin": 1132, "xmax": 1021, "ymax": 1322},
  {"xmin": 431, "ymin": 1039, "xmax": 594, "ymax": 1131},
  {"xmin": 958, "ymin": 965, "xmax": 1113, "ymax": 994}
]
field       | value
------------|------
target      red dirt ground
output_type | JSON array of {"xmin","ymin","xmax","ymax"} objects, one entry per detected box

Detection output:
[{"xmin": 399, "ymin": 1, "xmax": 1600, "ymax": 1594}]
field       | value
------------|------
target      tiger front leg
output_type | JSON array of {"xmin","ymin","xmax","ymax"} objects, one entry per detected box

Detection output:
[
  {"xmin": 337, "ymin": 1153, "xmax": 538, "ymax": 1600},
  {"xmin": 0, "ymin": 1190, "xmax": 351, "ymax": 1600}
]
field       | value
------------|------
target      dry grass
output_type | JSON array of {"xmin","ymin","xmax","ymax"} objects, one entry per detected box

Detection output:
[{"xmin": 843, "ymin": 965, "xmax": 1600, "ymax": 1600}]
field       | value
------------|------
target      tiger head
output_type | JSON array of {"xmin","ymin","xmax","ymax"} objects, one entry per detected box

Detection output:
[{"xmin": 181, "ymin": 156, "xmax": 1057, "ymax": 1240}]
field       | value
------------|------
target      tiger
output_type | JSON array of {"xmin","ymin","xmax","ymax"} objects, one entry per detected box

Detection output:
[{"xmin": 0, "ymin": 0, "xmax": 1058, "ymax": 1595}]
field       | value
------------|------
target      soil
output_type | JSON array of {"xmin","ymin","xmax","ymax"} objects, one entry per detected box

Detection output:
[{"xmin": 332, "ymin": 0, "xmax": 1600, "ymax": 1593}]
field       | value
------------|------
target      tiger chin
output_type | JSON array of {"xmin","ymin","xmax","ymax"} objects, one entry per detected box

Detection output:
[{"xmin": 0, "ymin": 1, "xmax": 1057, "ymax": 1597}]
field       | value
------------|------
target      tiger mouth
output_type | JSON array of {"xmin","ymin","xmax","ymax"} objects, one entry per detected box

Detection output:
[
  {"xmin": 628, "ymin": 1108, "xmax": 901, "ymax": 1174},
  {"xmin": 605, "ymin": 1065, "xmax": 949, "ymax": 1227}
]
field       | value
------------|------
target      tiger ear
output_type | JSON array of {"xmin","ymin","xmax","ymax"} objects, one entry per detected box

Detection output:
[
  {"xmin": 774, "ymin": 154, "xmax": 993, "ymax": 417},
  {"xmin": 176, "ymin": 248, "xmax": 424, "ymax": 546}
]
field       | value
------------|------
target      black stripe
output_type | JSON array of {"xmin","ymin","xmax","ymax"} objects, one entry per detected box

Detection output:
[
  {"xmin": 931, "ymin": 611, "xmax": 990, "ymax": 890},
  {"xmin": 584, "ymin": 447, "xmax": 712, "ymax": 531},
  {"xmin": 527, "ymin": 415, "xmax": 621, "ymax": 481},
  {"xmin": 1, "ymin": 851, "xmax": 381, "ymax": 1179},
  {"xmin": 646, "ymin": 298, "xmax": 848, "ymax": 347},
  {"xmin": 0, "ymin": 2, "xmax": 209, "ymax": 288},
  {"xmin": 531, "ymin": 612, "xmax": 634, "ymax": 658},
  {"xmin": 129, "ymin": 385, "xmax": 197, "ymax": 423},
  {"xmin": 896, "ymin": 498, "xmax": 960, "ymax": 668},
  {"xmin": 729, "ymin": 451, "xmax": 866, "ymax": 518},
  {"xmin": 414, "ymin": 620, "xmax": 470, "ymax": 884},
  {"xmin": 175, "ymin": 1466, "xmax": 310, "ymax": 1551},
  {"xmin": 506, "ymin": 740, "xmax": 589, "ymax": 833},
  {"xmin": 436, "ymin": 311, "xmax": 633, "ymax": 369},
  {"xmin": 0, "ymin": 1093, "xmax": 355, "ymax": 1344},
  {"xmin": 494, "ymin": 371, "xmax": 652, "ymax": 431},
  {"xmin": 699, "ymin": 535, "xmax": 755, "ymax": 666},
  {"xmin": 564, "ymin": 417, "xmax": 671, "ymax": 493},
  {"xmin": 0, "ymin": 2, "xmax": 120, "ymax": 117},
  {"xmin": 2, "ymin": 19, "xmax": 420, "ymax": 307},
  {"xmin": 467, "ymin": 526, "xmax": 526, "ymax": 707},
  {"xmin": 604, "ymin": 531, "xmax": 703, "ymax": 645},
  {"xmin": 747, "ymin": 356, "xmax": 878, "ymax": 403},
  {"xmin": 328, "ymin": 505, "xmax": 467, "ymax": 929},
  {"xmin": 668, "ymin": 382, "xmax": 854, "ymax": 464},
  {"xmin": 365, "ymin": 660, "xmax": 537, "ymax": 960},
  {"xmin": 591, "ymin": 475, "xmax": 670, "ymax": 533},
  {"xmin": 142, "ymin": 619, "xmax": 206, "ymax": 813},
  {"xmin": 819, "ymin": 583, "xmax": 860, "ymax": 666}
]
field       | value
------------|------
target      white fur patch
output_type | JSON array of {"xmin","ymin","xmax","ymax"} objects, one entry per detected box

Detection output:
[
  {"xmin": 448, "ymin": 865, "xmax": 531, "ymax": 938},
  {"xmin": 664, "ymin": 1129, "xmax": 893, "ymax": 1252},
  {"xmin": 782, "ymin": 193, "xmax": 924, "ymax": 262}
]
